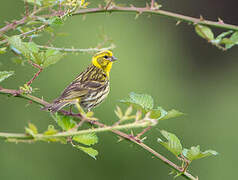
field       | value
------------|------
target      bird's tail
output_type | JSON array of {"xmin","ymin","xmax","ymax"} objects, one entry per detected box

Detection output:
[{"xmin": 42, "ymin": 101, "xmax": 71, "ymax": 112}]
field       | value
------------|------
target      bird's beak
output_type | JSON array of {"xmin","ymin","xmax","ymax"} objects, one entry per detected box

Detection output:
[{"xmin": 110, "ymin": 56, "xmax": 117, "ymax": 62}]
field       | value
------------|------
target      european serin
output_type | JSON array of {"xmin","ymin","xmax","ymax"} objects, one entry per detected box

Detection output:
[{"xmin": 44, "ymin": 50, "xmax": 117, "ymax": 112}]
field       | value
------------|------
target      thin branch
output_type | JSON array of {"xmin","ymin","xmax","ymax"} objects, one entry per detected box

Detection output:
[
  {"xmin": 0, "ymin": 87, "xmax": 197, "ymax": 180},
  {"xmin": 0, "ymin": 17, "xmax": 27, "ymax": 36},
  {"xmin": 26, "ymin": 61, "xmax": 43, "ymax": 86},
  {"xmin": 86, "ymin": 120, "xmax": 196, "ymax": 180},
  {"xmin": 72, "ymin": 6, "xmax": 238, "ymax": 31},
  {"xmin": 135, "ymin": 126, "xmax": 152, "ymax": 138},
  {"xmin": 0, "ymin": 5, "xmax": 237, "ymax": 46},
  {"xmin": 0, "ymin": 8, "xmax": 43, "ymax": 35},
  {"xmin": 21, "ymin": 24, "xmax": 47, "ymax": 37},
  {"xmin": 0, "ymin": 5, "xmax": 237, "ymax": 42},
  {"xmin": 0, "ymin": 121, "xmax": 151, "ymax": 140},
  {"xmin": 0, "ymin": 87, "xmax": 49, "ymax": 106},
  {"xmin": 24, "ymin": 0, "xmax": 29, "ymax": 16},
  {"xmin": 37, "ymin": 44, "xmax": 116, "ymax": 53}
]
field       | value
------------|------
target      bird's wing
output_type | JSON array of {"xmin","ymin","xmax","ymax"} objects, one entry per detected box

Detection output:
[
  {"xmin": 56, "ymin": 79, "xmax": 106, "ymax": 102},
  {"xmin": 55, "ymin": 65, "xmax": 108, "ymax": 102}
]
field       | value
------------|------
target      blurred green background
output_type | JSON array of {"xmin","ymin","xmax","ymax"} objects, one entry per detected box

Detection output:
[{"xmin": 0, "ymin": 0, "xmax": 238, "ymax": 179}]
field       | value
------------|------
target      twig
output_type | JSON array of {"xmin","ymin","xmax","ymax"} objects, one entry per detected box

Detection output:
[
  {"xmin": 0, "ymin": 87, "xmax": 197, "ymax": 180},
  {"xmin": 24, "ymin": 0, "xmax": 29, "ymax": 16},
  {"xmin": 0, "ymin": 87, "xmax": 49, "ymax": 106},
  {"xmin": 0, "ymin": 121, "xmax": 151, "ymax": 139},
  {"xmin": 27, "ymin": 61, "xmax": 43, "ymax": 86},
  {"xmin": 135, "ymin": 126, "xmax": 152, "ymax": 138},
  {"xmin": 21, "ymin": 24, "xmax": 48, "ymax": 38},
  {"xmin": 0, "ymin": 8, "xmax": 43, "ymax": 35},
  {"xmin": 37, "ymin": 44, "xmax": 116, "ymax": 53},
  {"xmin": 0, "ymin": 17, "xmax": 27, "ymax": 37},
  {"xmin": 0, "ymin": 5, "xmax": 237, "ymax": 46}
]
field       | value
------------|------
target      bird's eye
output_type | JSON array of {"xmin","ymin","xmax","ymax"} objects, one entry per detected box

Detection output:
[{"xmin": 104, "ymin": 55, "xmax": 108, "ymax": 59}]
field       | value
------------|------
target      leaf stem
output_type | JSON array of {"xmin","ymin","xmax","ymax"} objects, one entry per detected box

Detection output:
[{"xmin": 0, "ymin": 121, "xmax": 151, "ymax": 140}]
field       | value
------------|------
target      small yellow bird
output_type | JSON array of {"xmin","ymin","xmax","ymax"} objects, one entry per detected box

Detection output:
[{"xmin": 44, "ymin": 50, "xmax": 117, "ymax": 112}]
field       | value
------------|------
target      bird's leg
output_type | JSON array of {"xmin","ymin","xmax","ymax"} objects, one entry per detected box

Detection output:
[
  {"xmin": 70, "ymin": 102, "xmax": 86, "ymax": 130},
  {"xmin": 75, "ymin": 102, "xmax": 86, "ymax": 115}
]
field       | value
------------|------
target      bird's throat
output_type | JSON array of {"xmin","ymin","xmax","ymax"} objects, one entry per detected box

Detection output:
[{"xmin": 92, "ymin": 58, "xmax": 112, "ymax": 77}]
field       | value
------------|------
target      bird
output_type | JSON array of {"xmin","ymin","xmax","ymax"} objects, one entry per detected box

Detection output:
[{"xmin": 43, "ymin": 50, "xmax": 117, "ymax": 113}]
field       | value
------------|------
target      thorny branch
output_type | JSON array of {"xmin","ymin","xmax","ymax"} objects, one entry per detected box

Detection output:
[
  {"xmin": 0, "ymin": 2, "xmax": 224, "ymax": 180},
  {"xmin": 72, "ymin": 6, "xmax": 238, "ymax": 31},
  {"xmin": 0, "ymin": 87, "xmax": 197, "ymax": 180},
  {"xmin": 0, "ymin": 3, "xmax": 237, "ymax": 46}
]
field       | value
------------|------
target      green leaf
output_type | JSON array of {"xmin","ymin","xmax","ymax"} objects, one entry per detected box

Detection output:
[
  {"xmin": 28, "ymin": 123, "xmax": 38, "ymax": 134},
  {"xmin": 47, "ymin": 17, "xmax": 64, "ymax": 26},
  {"xmin": 43, "ymin": 125, "xmax": 67, "ymax": 143},
  {"xmin": 160, "ymin": 109, "xmax": 184, "ymax": 120},
  {"xmin": 158, "ymin": 130, "xmax": 183, "ymax": 156},
  {"xmin": 44, "ymin": 125, "xmax": 58, "ymax": 135},
  {"xmin": 120, "ymin": 92, "xmax": 154, "ymax": 112},
  {"xmin": 42, "ymin": 0, "xmax": 57, "ymax": 6},
  {"xmin": 42, "ymin": 49, "xmax": 64, "ymax": 68},
  {"xmin": 12, "ymin": 57, "xmax": 25, "ymax": 65},
  {"xmin": 220, "ymin": 38, "xmax": 234, "ymax": 45},
  {"xmin": 150, "ymin": 106, "xmax": 167, "ymax": 119},
  {"xmin": 53, "ymin": 113, "xmax": 77, "ymax": 131},
  {"xmin": 75, "ymin": 145, "xmax": 98, "ymax": 159},
  {"xmin": 226, "ymin": 31, "xmax": 238, "ymax": 49},
  {"xmin": 25, "ymin": 122, "xmax": 38, "ymax": 136},
  {"xmin": 24, "ymin": 0, "xmax": 43, "ymax": 6},
  {"xmin": 73, "ymin": 133, "xmax": 98, "ymax": 146},
  {"xmin": 114, "ymin": 106, "xmax": 123, "ymax": 119},
  {"xmin": 195, "ymin": 25, "xmax": 214, "ymax": 40},
  {"xmin": 0, "ymin": 71, "xmax": 14, "ymax": 83},
  {"xmin": 31, "ymin": 51, "xmax": 45, "ymax": 65},
  {"xmin": 182, "ymin": 145, "xmax": 218, "ymax": 161},
  {"xmin": 8, "ymin": 36, "xmax": 39, "ymax": 59},
  {"xmin": 216, "ymin": 30, "xmax": 233, "ymax": 41},
  {"xmin": 25, "ymin": 42, "xmax": 39, "ymax": 53},
  {"xmin": 8, "ymin": 36, "xmax": 30, "ymax": 57},
  {"xmin": 0, "ymin": 47, "xmax": 7, "ymax": 54}
]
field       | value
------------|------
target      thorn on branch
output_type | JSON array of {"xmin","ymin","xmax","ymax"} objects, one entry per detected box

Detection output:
[
  {"xmin": 218, "ymin": 17, "xmax": 224, "ymax": 24},
  {"xmin": 146, "ymin": 2, "xmax": 150, "ymax": 9},
  {"xmin": 129, "ymin": 4, "xmax": 135, "ymax": 8},
  {"xmin": 135, "ymin": 126, "xmax": 152, "ymax": 139},
  {"xmin": 199, "ymin": 15, "xmax": 204, "ymax": 21},
  {"xmin": 105, "ymin": 0, "xmax": 113, "ymax": 10},
  {"xmin": 128, "ymin": 134, "xmax": 142, "ymax": 143},
  {"xmin": 176, "ymin": 21, "xmax": 181, "ymax": 26}
]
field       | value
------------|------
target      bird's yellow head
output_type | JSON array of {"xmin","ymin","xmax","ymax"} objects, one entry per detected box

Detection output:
[{"xmin": 92, "ymin": 50, "xmax": 117, "ymax": 77}]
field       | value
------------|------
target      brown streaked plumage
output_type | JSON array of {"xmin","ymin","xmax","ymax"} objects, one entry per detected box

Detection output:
[{"xmin": 43, "ymin": 50, "xmax": 117, "ymax": 112}]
